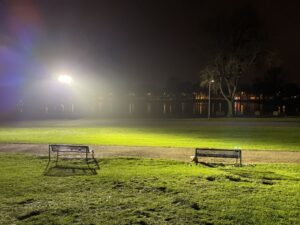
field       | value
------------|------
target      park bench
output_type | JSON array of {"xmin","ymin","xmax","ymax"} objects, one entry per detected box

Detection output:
[
  {"xmin": 48, "ymin": 144, "xmax": 99, "ymax": 168},
  {"xmin": 193, "ymin": 148, "xmax": 242, "ymax": 166}
]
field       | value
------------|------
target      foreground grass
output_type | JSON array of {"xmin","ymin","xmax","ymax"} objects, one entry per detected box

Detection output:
[
  {"xmin": 0, "ymin": 124, "xmax": 299, "ymax": 151},
  {"xmin": 0, "ymin": 154, "xmax": 299, "ymax": 224}
]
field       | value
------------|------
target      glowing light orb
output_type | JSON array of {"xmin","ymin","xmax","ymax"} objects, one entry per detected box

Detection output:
[{"xmin": 58, "ymin": 75, "xmax": 73, "ymax": 85}]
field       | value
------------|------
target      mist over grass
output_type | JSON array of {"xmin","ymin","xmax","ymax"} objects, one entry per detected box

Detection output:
[{"xmin": 0, "ymin": 118, "xmax": 299, "ymax": 151}]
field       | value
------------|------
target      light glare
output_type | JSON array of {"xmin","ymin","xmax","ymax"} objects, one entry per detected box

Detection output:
[{"xmin": 58, "ymin": 75, "xmax": 73, "ymax": 84}]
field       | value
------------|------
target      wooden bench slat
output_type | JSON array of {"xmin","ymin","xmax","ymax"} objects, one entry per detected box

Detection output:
[
  {"xmin": 50, "ymin": 145, "xmax": 90, "ymax": 153},
  {"xmin": 196, "ymin": 149, "xmax": 240, "ymax": 158},
  {"xmin": 197, "ymin": 154, "xmax": 240, "ymax": 158},
  {"xmin": 194, "ymin": 148, "xmax": 242, "ymax": 165}
]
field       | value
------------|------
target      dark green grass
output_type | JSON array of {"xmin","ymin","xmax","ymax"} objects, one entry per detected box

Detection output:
[
  {"xmin": 0, "ymin": 122, "xmax": 299, "ymax": 150},
  {"xmin": 0, "ymin": 154, "xmax": 299, "ymax": 224}
]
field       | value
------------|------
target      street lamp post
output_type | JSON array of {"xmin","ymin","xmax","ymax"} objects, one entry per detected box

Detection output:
[{"xmin": 208, "ymin": 80, "xmax": 214, "ymax": 119}]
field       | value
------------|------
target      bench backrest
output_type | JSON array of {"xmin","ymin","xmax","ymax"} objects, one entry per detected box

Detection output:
[
  {"xmin": 50, "ymin": 145, "xmax": 90, "ymax": 153},
  {"xmin": 195, "ymin": 148, "xmax": 241, "ymax": 159}
]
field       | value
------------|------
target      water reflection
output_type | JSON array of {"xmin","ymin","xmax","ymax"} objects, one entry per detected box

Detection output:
[
  {"xmin": 98, "ymin": 101, "xmax": 280, "ymax": 116},
  {"xmin": 129, "ymin": 103, "xmax": 135, "ymax": 114},
  {"xmin": 146, "ymin": 103, "xmax": 151, "ymax": 113},
  {"xmin": 181, "ymin": 102, "xmax": 186, "ymax": 113},
  {"xmin": 193, "ymin": 102, "xmax": 204, "ymax": 114}
]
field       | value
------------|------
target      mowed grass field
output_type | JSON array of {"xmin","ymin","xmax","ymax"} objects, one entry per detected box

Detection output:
[
  {"xmin": 0, "ymin": 118, "xmax": 299, "ymax": 151},
  {"xmin": 0, "ymin": 119, "xmax": 299, "ymax": 224},
  {"xmin": 0, "ymin": 154, "xmax": 299, "ymax": 225}
]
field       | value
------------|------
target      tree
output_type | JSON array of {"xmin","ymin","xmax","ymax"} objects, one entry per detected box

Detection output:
[
  {"xmin": 200, "ymin": 6, "xmax": 265, "ymax": 116},
  {"xmin": 253, "ymin": 67, "xmax": 285, "ymax": 97}
]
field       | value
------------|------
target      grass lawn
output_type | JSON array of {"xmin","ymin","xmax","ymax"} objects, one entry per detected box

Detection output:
[
  {"xmin": 0, "ymin": 118, "xmax": 299, "ymax": 151},
  {"xmin": 0, "ymin": 154, "xmax": 299, "ymax": 224}
]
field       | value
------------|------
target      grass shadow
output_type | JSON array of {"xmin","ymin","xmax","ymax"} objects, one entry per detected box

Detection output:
[
  {"xmin": 199, "ymin": 162, "xmax": 225, "ymax": 168},
  {"xmin": 44, "ymin": 159, "xmax": 99, "ymax": 176}
]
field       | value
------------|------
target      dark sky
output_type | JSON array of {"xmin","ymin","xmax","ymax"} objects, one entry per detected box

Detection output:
[{"xmin": 1, "ymin": 0, "xmax": 300, "ymax": 90}]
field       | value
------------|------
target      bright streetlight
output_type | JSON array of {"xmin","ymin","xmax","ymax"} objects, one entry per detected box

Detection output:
[
  {"xmin": 208, "ymin": 79, "xmax": 214, "ymax": 119},
  {"xmin": 58, "ymin": 75, "xmax": 73, "ymax": 85},
  {"xmin": 56, "ymin": 74, "xmax": 74, "ymax": 113}
]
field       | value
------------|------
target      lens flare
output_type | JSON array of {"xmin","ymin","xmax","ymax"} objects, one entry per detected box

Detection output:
[{"xmin": 58, "ymin": 75, "xmax": 73, "ymax": 85}]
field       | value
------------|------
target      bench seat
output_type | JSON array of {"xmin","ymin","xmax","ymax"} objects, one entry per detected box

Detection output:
[
  {"xmin": 48, "ymin": 144, "xmax": 99, "ymax": 168},
  {"xmin": 193, "ymin": 148, "xmax": 242, "ymax": 166}
]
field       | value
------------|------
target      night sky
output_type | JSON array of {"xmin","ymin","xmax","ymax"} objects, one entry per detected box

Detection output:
[{"xmin": 0, "ymin": 0, "xmax": 300, "ymax": 91}]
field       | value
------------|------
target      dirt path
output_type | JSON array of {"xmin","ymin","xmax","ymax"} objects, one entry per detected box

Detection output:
[{"xmin": 0, "ymin": 143, "xmax": 299, "ymax": 164}]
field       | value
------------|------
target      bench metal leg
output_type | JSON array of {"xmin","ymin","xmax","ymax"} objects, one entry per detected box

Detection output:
[
  {"xmin": 56, "ymin": 152, "xmax": 59, "ymax": 166},
  {"xmin": 192, "ymin": 156, "xmax": 199, "ymax": 165},
  {"xmin": 93, "ymin": 157, "xmax": 100, "ymax": 169},
  {"xmin": 240, "ymin": 152, "xmax": 242, "ymax": 166},
  {"xmin": 48, "ymin": 145, "xmax": 51, "ymax": 162},
  {"xmin": 90, "ymin": 150, "xmax": 100, "ymax": 169}
]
